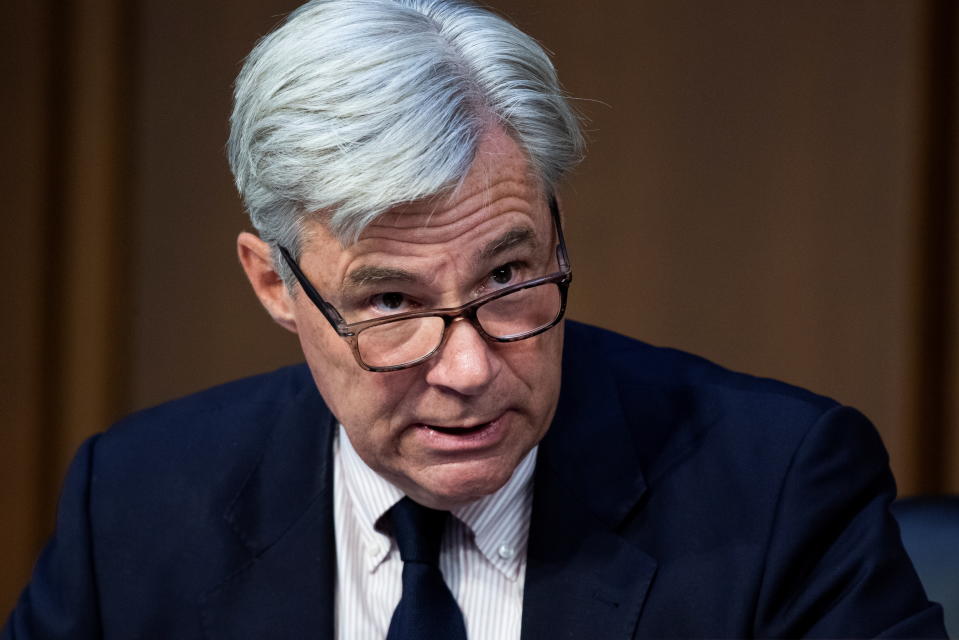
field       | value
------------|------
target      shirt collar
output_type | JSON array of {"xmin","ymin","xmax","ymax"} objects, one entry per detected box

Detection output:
[
  {"xmin": 337, "ymin": 424, "xmax": 537, "ymax": 580},
  {"xmin": 452, "ymin": 446, "xmax": 536, "ymax": 580},
  {"xmin": 338, "ymin": 425, "xmax": 405, "ymax": 571}
]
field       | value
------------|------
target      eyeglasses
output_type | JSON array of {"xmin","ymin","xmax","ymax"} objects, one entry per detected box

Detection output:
[{"xmin": 278, "ymin": 197, "xmax": 572, "ymax": 372}]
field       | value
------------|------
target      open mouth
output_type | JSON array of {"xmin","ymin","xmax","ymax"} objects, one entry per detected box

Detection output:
[
  {"xmin": 410, "ymin": 414, "xmax": 506, "ymax": 450},
  {"xmin": 425, "ymin": 422, "xmax": 491, "ymax": 436}
]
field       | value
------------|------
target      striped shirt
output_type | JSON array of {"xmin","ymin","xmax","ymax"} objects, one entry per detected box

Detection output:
[{"xmin": 333, "ymin": 425, "xmax": 536, "ymax": 640}]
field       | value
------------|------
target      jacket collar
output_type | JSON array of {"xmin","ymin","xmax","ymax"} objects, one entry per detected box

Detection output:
[
  {"xmin": 520, "ymin": 321, "xmax": 657, "ymax": 640},
  {"xmin": 201, "ymin": 373, "xmax": 338, "ymax": 640},
  {"xmin": 222, "ymin": 377, "xmax": 335, "ymax": 554},
  {"xmin": 540, "ymin": 322, "xmax": 649, "ymax": 525}
]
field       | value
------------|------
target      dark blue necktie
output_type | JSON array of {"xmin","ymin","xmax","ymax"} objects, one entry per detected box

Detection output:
[{"xmin": 386, "ymin": 497, "xmax": 468, "ymax": 640}]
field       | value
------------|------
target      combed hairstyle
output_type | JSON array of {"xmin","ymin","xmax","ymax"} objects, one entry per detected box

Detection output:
[{"xmin": 228, "ymin": 0, "xmax": 584, "ymax": 282}]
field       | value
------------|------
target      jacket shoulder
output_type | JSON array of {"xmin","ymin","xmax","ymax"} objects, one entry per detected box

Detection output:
[
  {"xmin": 564, "ymin": 319, "xmax": 838, "ymax": 416},
  {"xmin": 105, "ymin": 363, "xmax": 313, "ymax": 445},
  {"xmin": 90, "ymin": 364, "xmax": 317, "ymax": 515}
]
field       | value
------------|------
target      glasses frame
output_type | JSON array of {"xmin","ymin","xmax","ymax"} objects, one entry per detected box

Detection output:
[{"xmin": 278, "ymin": 197, "xmax": 572, "ymax": 372}]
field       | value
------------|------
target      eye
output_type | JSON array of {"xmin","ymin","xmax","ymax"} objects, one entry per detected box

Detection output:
[
  {"xmin": 369, "ymin": 292, "xmax": 413, "ymax": 314},
  {"xmin": 489, "ymin": 263, "xmax": 516, "ymax": 286}
]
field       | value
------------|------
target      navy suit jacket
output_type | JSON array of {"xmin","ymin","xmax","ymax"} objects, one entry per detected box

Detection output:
[{"xmin": 4, "ymin": 321, "xmax": 947, "ymax": 638}]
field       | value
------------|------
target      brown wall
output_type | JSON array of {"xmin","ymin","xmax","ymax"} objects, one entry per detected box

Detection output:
[{"xmin": 2, "ymin": 0, "xmax": 957, "ymax": 616}]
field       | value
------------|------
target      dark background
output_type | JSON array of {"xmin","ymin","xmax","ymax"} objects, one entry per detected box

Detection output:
[{"xmin": 2, "ymin": 0, "xmax": 957, "ymax": 615}]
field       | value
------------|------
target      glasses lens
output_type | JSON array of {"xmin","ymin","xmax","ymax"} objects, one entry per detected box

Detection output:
[
  {"xmin": 476, "ymin": 282, "xmax": 563, "ymax": 339},
  {"xmin": 356, "ymin": 315, "xmax": 446, "ymax": 368}
]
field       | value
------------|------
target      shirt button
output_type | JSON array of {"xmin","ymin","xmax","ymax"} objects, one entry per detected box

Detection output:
[
  {"xmin": 367, "ymin": 544, "xmax": 380, "ymax": 557},
  {"xmin": 497, "ymin": 544, "xmax": 515, "ymax": 560}
]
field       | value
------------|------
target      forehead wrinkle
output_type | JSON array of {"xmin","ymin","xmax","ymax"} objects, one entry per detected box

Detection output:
[
  {"xmin": 372, "ymin": 179, "xmax": 537, "ymax": 232},
  {"xmin": 359, "ymin": 197, "xmax": 542, "ymax": 254}
]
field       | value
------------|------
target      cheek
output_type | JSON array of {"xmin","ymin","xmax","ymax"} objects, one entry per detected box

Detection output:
[
  {"xmin": 537, "ymin": 336, "xmax": 564, "ymax": 416},
  {"xmin": 497, "ymin": 323, "xmax": 564, "ymax": 425},
  {"xmin": 508, "ymin": 324, "xmax": 564, "ymax": 384},
  {"xmin": 295, "ymin": 311, "xmax": 362, "ymax": 414},
  {"xmin": 295, "ymin": 315, "xmax": 412, "ymax": 436}
]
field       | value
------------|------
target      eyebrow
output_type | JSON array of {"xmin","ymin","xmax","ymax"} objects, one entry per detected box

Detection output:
[
  {"xmin": 478, "ymin": 226, "xmax": 538, "ymax": 262},
  {"xmin": 342, "ymin": 226, "xmax": 540, "ymax": 293},
  {"xmin": 344, "ymin": 265, "xmax": 419, "ymax": 292}
]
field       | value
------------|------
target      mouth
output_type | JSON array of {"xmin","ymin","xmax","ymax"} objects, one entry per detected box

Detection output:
[
  {"xmin": 408, "ymin": 413, "xmax": 508, "ymax": 450},
  {"xmin": 423, "ymin": 422, "xmax": 492, "ymax": 436}
]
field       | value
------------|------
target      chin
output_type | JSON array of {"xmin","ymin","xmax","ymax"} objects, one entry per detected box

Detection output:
[{"xmin": 411, "ymin": 458, "xmax": 518, "ymax": 509}]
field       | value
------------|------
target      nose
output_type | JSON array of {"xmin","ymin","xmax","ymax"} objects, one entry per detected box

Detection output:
[{"xmin": 423, "ymin": 318, "xmax": 500, "ymax": 395}]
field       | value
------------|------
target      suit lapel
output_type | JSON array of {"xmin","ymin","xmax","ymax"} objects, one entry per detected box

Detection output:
[
  {"xmin": 200, "ymin": 380, "xmax": 338, "ymax": 640},
  {"xmin": 521, "ymin": 322, "xmax": 657, "ymax": 640}
]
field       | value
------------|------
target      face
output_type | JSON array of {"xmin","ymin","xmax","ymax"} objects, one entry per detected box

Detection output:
[{"xmin": 260, "ymin": 128, "xmax": 564, "ymax": 509}]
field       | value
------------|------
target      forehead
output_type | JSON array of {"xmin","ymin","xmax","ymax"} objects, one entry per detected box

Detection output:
[
  {"xmin": 301, "ymin": 129, "xmax": 551, "ymax": 280},
  {"xmin": 363, "ymin": 129, "xmax": 544, "ymax": 241}
]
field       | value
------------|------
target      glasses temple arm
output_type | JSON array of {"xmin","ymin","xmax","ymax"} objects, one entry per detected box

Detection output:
[
  {"xmin": 277, "ymin": 245, "xmax": 351, "ymax": 332},
  {"xmin": 549, "ymin": 195, "xmax": 571, "ymax": 272}
]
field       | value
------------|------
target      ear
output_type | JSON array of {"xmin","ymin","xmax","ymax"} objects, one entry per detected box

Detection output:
[{"xmin": 237, "ymin": 231, "xmax": 299, "ymax": 333}]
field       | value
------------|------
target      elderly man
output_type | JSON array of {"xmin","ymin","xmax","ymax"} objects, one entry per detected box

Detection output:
[{"xmin": 3, "ymin": 0, "xmax": 947, "ymax": 638}]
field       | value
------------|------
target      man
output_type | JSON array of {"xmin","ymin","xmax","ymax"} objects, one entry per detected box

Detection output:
[{"xmin": 3, "ymin": 0, "xmax": 948, "ymax": 638}]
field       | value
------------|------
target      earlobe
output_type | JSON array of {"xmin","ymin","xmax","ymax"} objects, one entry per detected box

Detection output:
[{"xmin": 236, "ymin": 231, "xmax": 299, "ymax": 333}]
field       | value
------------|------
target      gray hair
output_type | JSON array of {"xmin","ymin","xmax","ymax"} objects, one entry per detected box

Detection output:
[{"xmin": 228, "ymin": 0, "xmax": 584, "ymax": 281}]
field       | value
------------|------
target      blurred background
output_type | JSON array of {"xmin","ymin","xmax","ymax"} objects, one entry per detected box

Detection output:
[{"xmin": 2, "ymin": 0, "xmax": 957, "ymax": 616}]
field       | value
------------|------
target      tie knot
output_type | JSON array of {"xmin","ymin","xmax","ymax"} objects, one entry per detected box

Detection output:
[{"xmin": 388, "ymin": 496, "xmax": 449, "ymax": 565}]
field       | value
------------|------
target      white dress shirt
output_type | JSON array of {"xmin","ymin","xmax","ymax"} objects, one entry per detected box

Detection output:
[{"xmin": 333, "ymin": 425, "xmax": 536, "ymax": 640}]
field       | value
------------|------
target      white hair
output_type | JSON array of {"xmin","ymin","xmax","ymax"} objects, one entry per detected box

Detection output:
[{"xmin": 228, "ymin": 0, "xmax": 584, "ymax": 280}]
